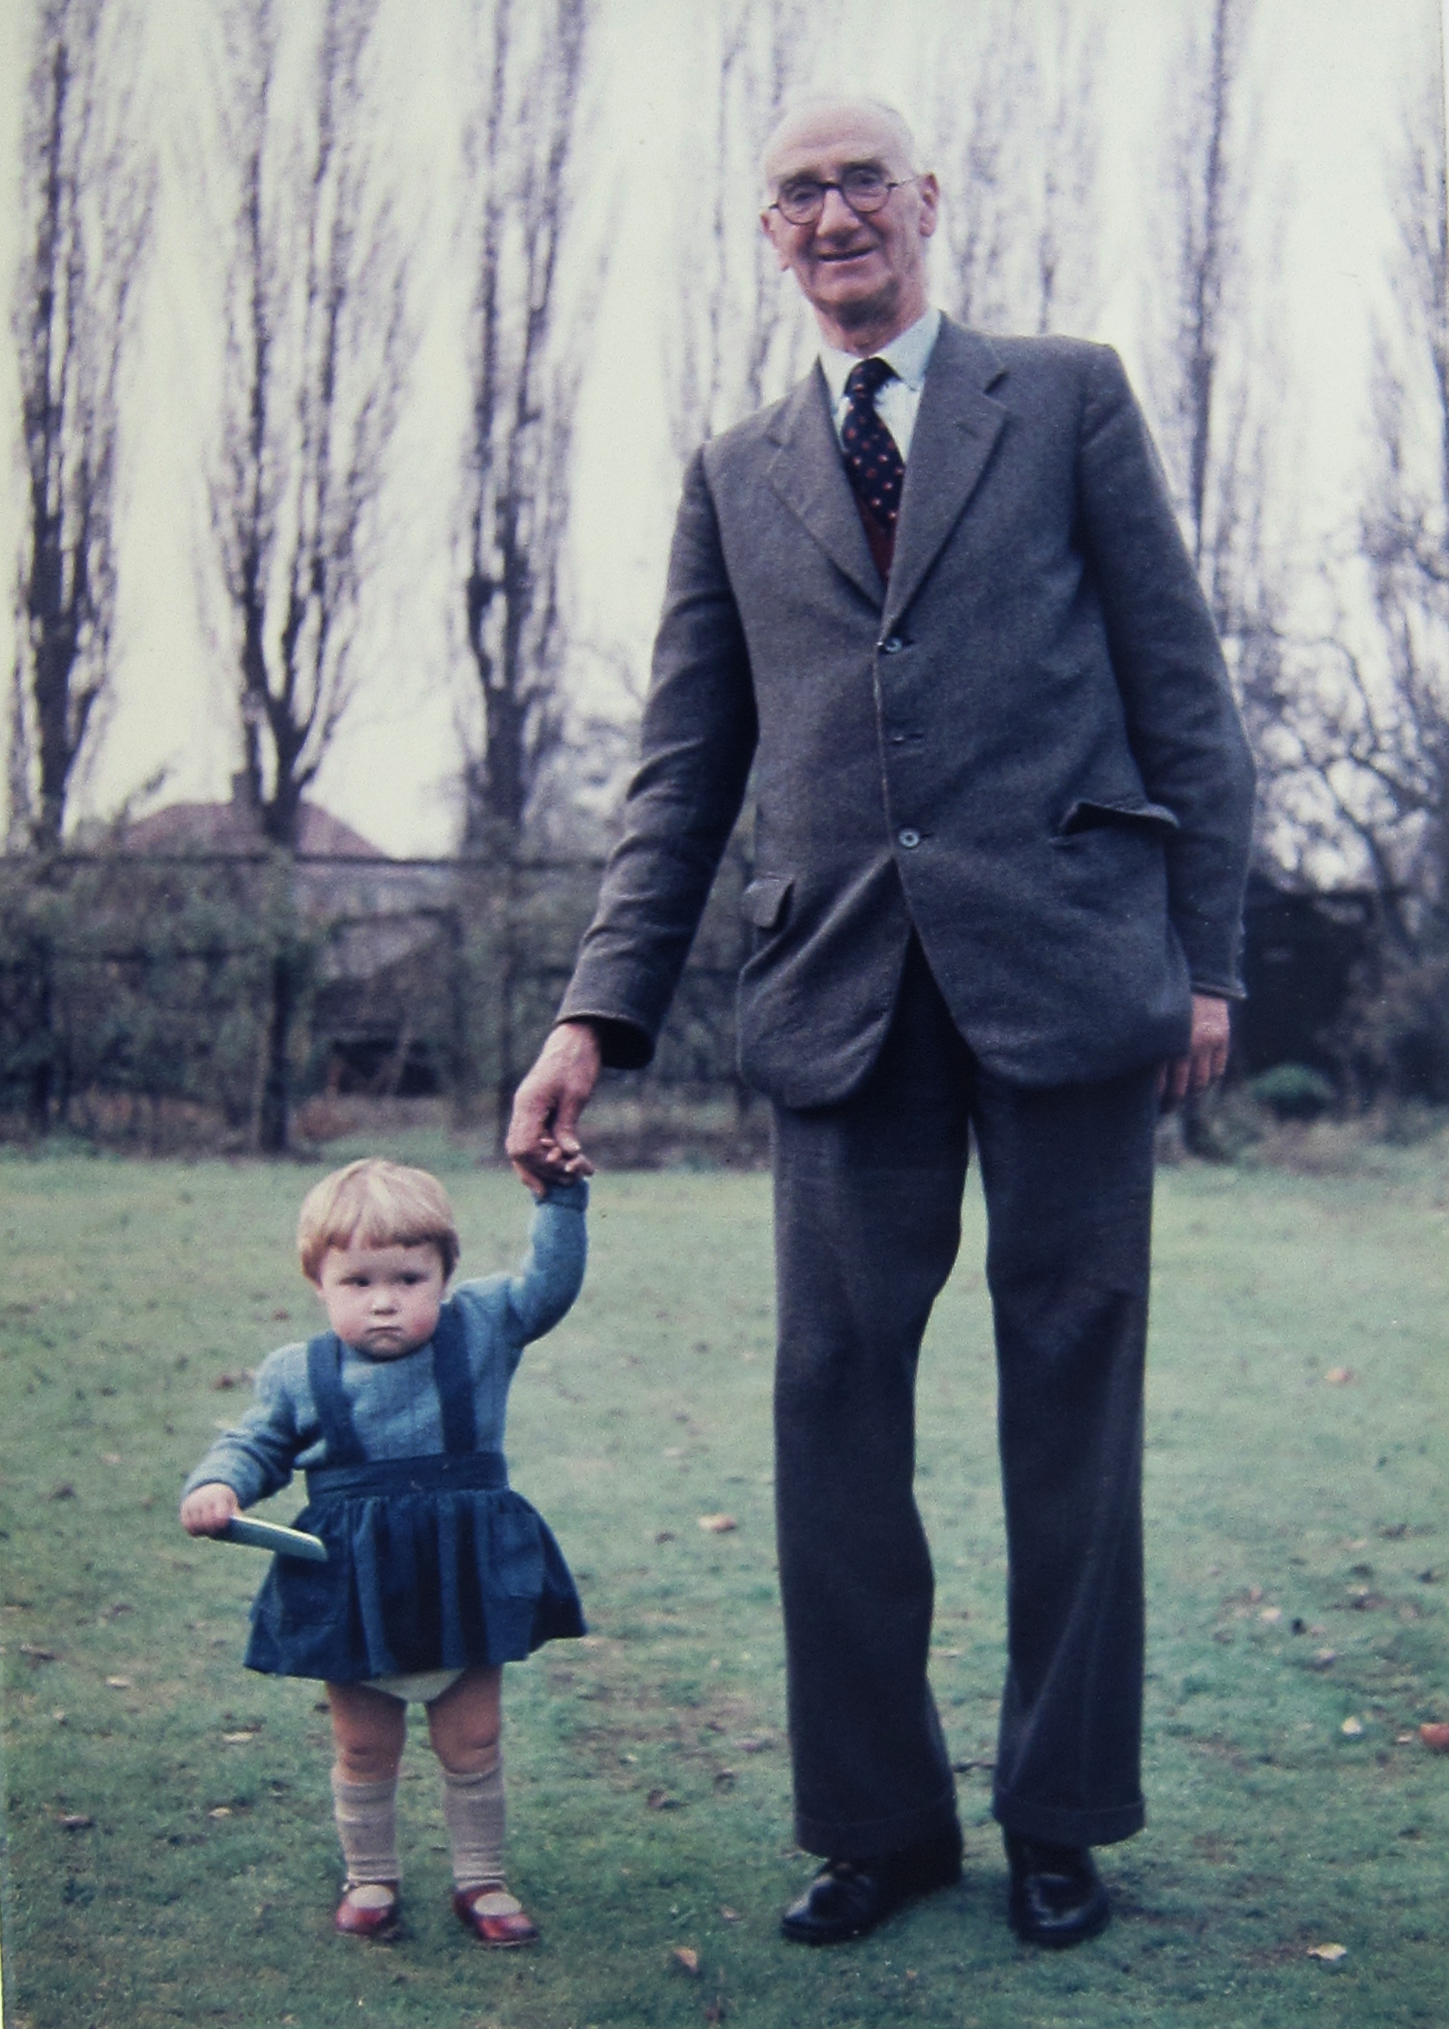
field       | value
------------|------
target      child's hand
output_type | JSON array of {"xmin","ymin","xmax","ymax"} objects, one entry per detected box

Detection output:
[{"xmin": 180, "ymin": 1483, "xmax": 242, "ymax": 1536}]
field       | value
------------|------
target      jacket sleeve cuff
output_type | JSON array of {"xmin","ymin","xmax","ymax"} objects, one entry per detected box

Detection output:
[{"xmin": 553, "ymin": 1011, "xmax": 654, "ymax": 1070}]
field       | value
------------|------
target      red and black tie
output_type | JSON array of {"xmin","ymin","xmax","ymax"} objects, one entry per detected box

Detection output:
[{"xmin": 841, "ymin": 356, "xmax": 905, "ymax": 533}]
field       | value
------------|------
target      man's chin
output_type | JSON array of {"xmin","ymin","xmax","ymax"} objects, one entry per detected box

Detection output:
[{"xmin": 818, "ymin": 283, "xmax": 900, "ymax": 335}]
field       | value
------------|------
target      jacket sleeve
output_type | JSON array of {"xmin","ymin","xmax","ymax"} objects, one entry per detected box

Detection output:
[
  {"xmin": 557, "ymin": 450, "xmax": 759, "ymax": 1066},
  {"xmin": 1075, "ymin": 345, "xmax": 1256, "ymax": 998},
  {"xmin": 180, "ymin": 1346, "xmax": 308, "ymax": 1508}
]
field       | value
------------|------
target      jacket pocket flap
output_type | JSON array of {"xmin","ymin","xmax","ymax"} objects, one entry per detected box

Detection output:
[
  {"xmin": 1058, "ymin": 798, "xmax": 1180, "ymax": 838},
  {"xmin": 740, "ymin": 876, "xmax": 793, "ymax": 930}
]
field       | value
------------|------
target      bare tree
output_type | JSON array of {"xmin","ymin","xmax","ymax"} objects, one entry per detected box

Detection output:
[
  {"xmin": 665, "ymin": 0, "xmax": 820, "ymax": 464},
  {"xmin": 457, "ymin": 0, "xmax": 595, "ymax": 852},
  {"xmin": 927, "ymin": 0, "xmax": 1102, "ymax": 337},
  {"xmin": 209, "ymin": 0, "xmax": 410, "ymax": 853},
  {"xmin": 1265, "ymin": 62, "xmax": 1449, "ymax": 1094},
  {"xmin": 207, "ymin": 0, "xmax": 411, "ymax": 1149},
  {"xmin": 1145, "ymin": 0, "xmax": 1296, "ymax": 866},
  {"xmin": 11, "ymin": 0, "xmax": 152, "ymax": 851}
]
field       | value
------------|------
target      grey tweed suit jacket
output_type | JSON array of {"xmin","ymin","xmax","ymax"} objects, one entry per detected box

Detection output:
[{"xmin": 560, "ymin": 318, "xmax": 1255, "ymax": 1107}]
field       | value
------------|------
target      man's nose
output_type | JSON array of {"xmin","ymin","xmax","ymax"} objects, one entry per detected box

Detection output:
[{"xmin": 815, "ymin": 184, "xmax": 862, "ymax": 234}]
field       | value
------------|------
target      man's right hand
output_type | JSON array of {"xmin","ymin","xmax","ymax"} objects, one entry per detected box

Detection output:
[{"xmin": 506, "ymin": 1020, "xmax": 602, "ymax": 1195}]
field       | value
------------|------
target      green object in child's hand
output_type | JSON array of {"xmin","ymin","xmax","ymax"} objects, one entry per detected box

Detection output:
[{"xmin": 220, "ymin": 1517, "xmax": 328, "ymax": 1562}]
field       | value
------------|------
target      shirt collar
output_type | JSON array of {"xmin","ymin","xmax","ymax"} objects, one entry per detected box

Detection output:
[{"xmin": 819, "ymin": 306, "xmax": 943, "ymax": 405}]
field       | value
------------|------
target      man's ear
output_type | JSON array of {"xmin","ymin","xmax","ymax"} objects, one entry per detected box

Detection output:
[
  {"xmin": 916, "ymin": 172, "xmax": 940, "ymax": 241},
  {"xmin": 760, "ymin": 208, "xmax": 792, "ymax": 271}
]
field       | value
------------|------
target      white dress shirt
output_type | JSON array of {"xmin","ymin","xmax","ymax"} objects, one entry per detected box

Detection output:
[{"xmin": 819, "ymin": 306, "xmax": 943, "ymax": 461}]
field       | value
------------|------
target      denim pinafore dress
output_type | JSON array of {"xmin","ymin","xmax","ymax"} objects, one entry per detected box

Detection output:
[{"xmin": 245, "ymin": 1303, "xmax": 585, "ymax": 1682}]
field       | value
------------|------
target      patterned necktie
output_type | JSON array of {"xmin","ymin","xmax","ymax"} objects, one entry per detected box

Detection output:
[{"xmin": 840, "ymin": 357, "xmax": 905, "ymax": 533}]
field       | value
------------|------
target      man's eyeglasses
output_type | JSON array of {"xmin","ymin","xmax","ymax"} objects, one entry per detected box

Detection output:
[{"xmin": 769, "ymin": 168, "xmax": 917, "ymax": 228}]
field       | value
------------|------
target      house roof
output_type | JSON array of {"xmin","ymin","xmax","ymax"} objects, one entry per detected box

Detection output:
[{"xmin": 123, "ymin": 796, "xmax": 384, "ymax": 858}]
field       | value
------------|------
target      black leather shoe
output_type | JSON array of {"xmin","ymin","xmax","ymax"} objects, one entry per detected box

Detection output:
[
  {"xmin": 780, "ymin": 1827, "xmax": 963, "ymax": 1945},
  {"xmin": 1004, "ymin": 1831, "xmax": 1110, "ymax": 1947}
]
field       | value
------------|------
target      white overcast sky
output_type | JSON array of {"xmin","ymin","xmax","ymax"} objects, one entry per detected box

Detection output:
[{"xmin": 1, "ymin": 0, "xmax": 1446, "ymax": 854}]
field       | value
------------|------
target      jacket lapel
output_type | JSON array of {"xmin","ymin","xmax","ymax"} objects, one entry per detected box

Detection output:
[
  {"xmin": 884, "ymin": 321, "xmax": 1008, "ymax": 628},
  {"xmin": 766, "ymin": 366, "xmax": 883, "ymax": 608}
]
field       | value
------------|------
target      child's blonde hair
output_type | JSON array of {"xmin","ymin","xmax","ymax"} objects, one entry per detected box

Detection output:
[{"xmin": 297, "ymin": 1159, "xmax": 460, "ymax": 1282}]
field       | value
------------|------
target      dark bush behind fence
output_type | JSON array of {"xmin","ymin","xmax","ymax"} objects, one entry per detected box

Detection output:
[{"xmin": 0, "ymin": 849, "xmax": 756, "ymax": 1149}]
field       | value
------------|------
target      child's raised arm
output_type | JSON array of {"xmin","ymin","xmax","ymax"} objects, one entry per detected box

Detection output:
[{"xmin": 502, "ymin": 1177, "xmax": 588, "ymax": 1343}]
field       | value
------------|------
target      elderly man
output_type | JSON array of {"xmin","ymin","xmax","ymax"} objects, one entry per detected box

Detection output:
[{"xmin": 509, "ymin": 98, "xmax": 1254, "ymax": 1948}]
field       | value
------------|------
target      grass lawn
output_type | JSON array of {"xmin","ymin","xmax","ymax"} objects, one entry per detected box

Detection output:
[{"xmin": 2, "ymin": 1137, "xmax": 1447, "ymax": 2028}]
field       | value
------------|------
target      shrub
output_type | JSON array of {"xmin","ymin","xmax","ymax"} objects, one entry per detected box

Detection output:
[{"xmin": 1249, "ymin": 1062, "xmax": 1337, "ymax": 1122}]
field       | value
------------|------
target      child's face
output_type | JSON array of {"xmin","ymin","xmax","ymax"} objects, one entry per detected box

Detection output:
[{"xmin": 314, "ymin": 1241, "xmax": 447, "ymax": 1358}]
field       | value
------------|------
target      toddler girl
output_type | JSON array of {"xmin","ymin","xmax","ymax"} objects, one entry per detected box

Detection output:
[{"xmin": 180, "ymin": 1158, "xmax": 587, "ymax": 1944}]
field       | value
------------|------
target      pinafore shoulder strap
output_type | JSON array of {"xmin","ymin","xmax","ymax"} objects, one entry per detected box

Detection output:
[{"xmin": 305, "ymin": 1298, "xmax": 477, "ymax": 1466}]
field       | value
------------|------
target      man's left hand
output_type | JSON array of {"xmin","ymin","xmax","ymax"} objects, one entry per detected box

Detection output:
[{"xmin": 1158, "ymin": 994, "xmax": 1231, "ymax": 1106}]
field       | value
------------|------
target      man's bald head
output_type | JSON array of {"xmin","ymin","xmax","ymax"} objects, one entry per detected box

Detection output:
[{"xmin": 761, "ymin": 96, "xmax": 922, "ymax": 196}]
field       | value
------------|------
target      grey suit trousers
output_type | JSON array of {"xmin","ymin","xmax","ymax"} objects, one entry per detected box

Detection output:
[{"xmin": 772, "ymin": 938, "xmax": 1158, "ymax": 1857}]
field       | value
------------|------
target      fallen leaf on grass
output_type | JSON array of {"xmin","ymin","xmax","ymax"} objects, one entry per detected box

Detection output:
[
  {"xmin": 1341, "ymin": 1716, "xmax": 1365, "ymax": 1736},
  {"xmin": 50, "ymin": 1483, "xmax": 75, "ymax": 1501},
  {"xmin": 19, "ymin": 1643, "xmax": 57, "ymax": 1663},
  {"xmin": 647, "ymin": 1788, "xmax": 681, "ymax": 1810},
  {"xmin": 703, "ymin": 2003, "xmax": 727, "ymax": 2025},
  {"xmin": 1307, "ymin": 1942, "xmax": 1348, "ymax": 1962},
  {"xmin": 698, "ymin": 1514, "xmax": 737, "ymax": 1534},
  {"xmin": 105, "ymin": 1676, "xmax": 132, "ymax": 1689},
  {"xmin": 99, "ymin": 1453, "xmax": 122, "ymax": 1467},
  {"xmin": 1258, "ymin": 1607, "xmax": 1282, "ymax": 1624},
  {"xmin": 1310, "ymin": 1649, "xmax": 1337, "ymax": 1671},
  {"xmin": 1324, "ymin": 1367, "xmax": 1354, "ymax": 1385},
  {"xmin": 719, "ymin": 1906, "xmax": 740, "ymax": 1923},
  {"xmin": 223, "ymin": 1731, "xmax": 257, "ymax": 1745},
  {"xmin": 58, "ymin": 1813, "xmax": 93, "ymax": 1831},
  {"xmin": 208, "ymin": 1807, "xmax": 232, "ymax": 1818},
  {"xmin": 673, "ymin": 1946, "xmax": 701, "ymax": 1976},
  {"xmin": 1419, "ymin": 1722, "xmax": 1449, "ymax": 1752}
]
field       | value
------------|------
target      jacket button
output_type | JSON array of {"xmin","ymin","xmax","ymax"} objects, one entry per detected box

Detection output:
[
  {"xmin": 897, "ymin": 828, "xmax": 921, "ymax": 849},
  {"xmin": 880, "ymin": 634, "xmax": 903, "ymax": 654}
]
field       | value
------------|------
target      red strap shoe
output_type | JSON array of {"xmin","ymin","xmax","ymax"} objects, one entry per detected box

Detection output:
[
  {"xmin": 334, "ymin": 1880, "xmax": 400, "ymax": 1937},
  {"xmin": 453, "ymin": 1884, "xmax": 540, "ymax": 1947}
]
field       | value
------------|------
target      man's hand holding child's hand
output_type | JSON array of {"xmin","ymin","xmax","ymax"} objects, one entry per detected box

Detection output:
[
  {"xmin": 181, "ymin": 1483, "xmax": 242, "ymax": 1536},
  {"xmin": 507, "ymin": 1020, "xmax": 601, "ymax": 1196}
]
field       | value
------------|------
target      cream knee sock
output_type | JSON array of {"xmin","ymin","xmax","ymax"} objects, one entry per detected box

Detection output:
[
  {"xmin": 442, "ymin": 1756, "xmax": 506, "ymax": 1892},
  {"xmin": 330, "ymin": 1769, "xmax": 400, "ymax": 1886}
]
